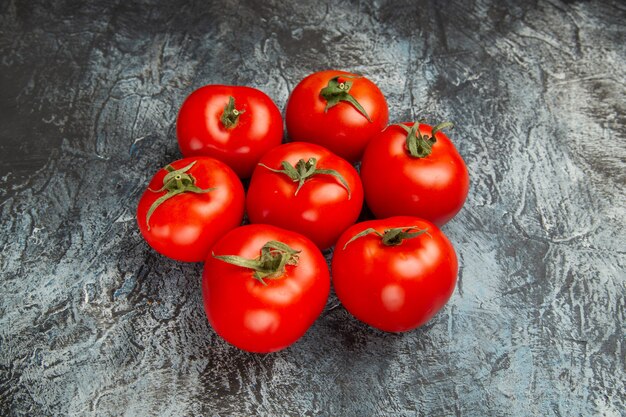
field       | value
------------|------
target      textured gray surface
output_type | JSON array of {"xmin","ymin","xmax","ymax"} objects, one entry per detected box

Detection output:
[{"xmin": 1, "ymin": 0, "xmax": 625, "ymax": 416}]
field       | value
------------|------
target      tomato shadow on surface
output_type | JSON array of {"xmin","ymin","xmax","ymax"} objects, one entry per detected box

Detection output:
[{"xmin": 318, "ymin": 287, "xmax": 441, "ymax": 351}]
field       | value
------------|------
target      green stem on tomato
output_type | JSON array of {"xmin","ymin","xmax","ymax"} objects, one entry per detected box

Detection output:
[
  {"xmin": 393, "ymin": 121, "xmax": 454, "ymax": 158},
  {"xmin": 258, "ymin": 157, "xmax": 351, "ymax": 198},
  {"xmin": 213, "ymin": 240, "xmax": 301, "ymax": 285},
  {"xmin": 342, "ymin": 226, "xmax": 430, "ymax": 250},
  {"xmin": 220, "ymin": 96, "xmax": 245, "ymax": 129},
  {"xmin": 146, "ymin": 161, "xmax": 215, "ymax": 230},
  {"xmin": 319, "ymin": 75, "xmax": 372, "ymax": 122}
]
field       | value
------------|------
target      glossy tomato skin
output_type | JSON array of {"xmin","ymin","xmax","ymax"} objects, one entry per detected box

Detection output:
[
  {"xmin": 285, "ymin": 70, "xmax": 388, "ymax": 162},
  {"xmin": 176, "ymin": 85, "xmax": 283, "ymax": 178},
  {"xmin": 332, "ymin": 217, "xmax": 458, "ymax": 332},
  {"xmin": 136, "ymin": 157, "xmax": 244, "ymax": 262},
  {"xmin": 203, "ymin": 224, "xmax": 330, "ymax": 353},
  {"xmin": 246, "ymin": 142, "xmax": 364, "ymax": 249},
  {"xmin": 361, "ymin": 123, "xmax": 469, "ymax": 226}
]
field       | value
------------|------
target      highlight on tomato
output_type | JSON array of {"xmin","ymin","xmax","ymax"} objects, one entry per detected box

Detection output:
[
  {"xmin": 176, "ymin": 85, "xmax": 283, "ymax": 178},
  {"xmin": 246, "ymin": 142, "xmax": 364, "ymax": 249},
  {"xmin": 203, "ymin": 224, "xmax": 330, "ymax": 353},
  {"xmin": 285, "ymin": 70, "xmax": 389, "ymax": 162},
  {"xmin": 332, "ymin": 216, "xmax": 458, "ymax": 332},
  {"xmin": 360, "ymin": 122, "xmax": 469, "ymax": 226},
  {"xmin": 136, "ymin": 157, "xmax": 244, "ymax": 262}
]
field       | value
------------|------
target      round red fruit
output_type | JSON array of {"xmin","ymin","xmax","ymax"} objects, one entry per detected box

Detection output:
[
  {"xmin": 361, "ymin": 122, "xmax": 469, "ymax": 226},
  {"xmin": 136, "ymin": 157, "xmax": 244, "ymax": 262},
  {"xmin": 246, "ymin": 142, "xmax": 363, "ymax": 249},
  {"xmin": 286, "ymin": 70, "xmax": 388, "ymax": 162},
  {"xmin": 332, "ymin": 216, "xmax": 458, "ymax": 332},
  {"xmin": 177, "ymin": 85, "xmax": 283, "ymax": 178},
  {"xmin": 203, "ymin": 224, "xmax": 330, "ymax": 353}
]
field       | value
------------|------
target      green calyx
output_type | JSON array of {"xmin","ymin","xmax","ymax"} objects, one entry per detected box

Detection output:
[
  {"xmin": 213, "ymin": 240, "xmax": 301, "ymax": 285},
  {"xmin": 146, "ymin": 161, "xmax": 215, "ymax": 230},
  {"xmin": 394, "ymin": 121, "xmax": 454, "ymax": 158},
  {"xmin": 258, "ymin": 157, "xmax": 351, "ymax": 198},
  {"xmin": 343, "ymin": 226, "xmax": 430, "ymax": 250},
  {"xmin": 319, "ymin": 75, "xmax": 372, "ymax": 122},
  {"xmin": 220, "ymin": 96, "xmax": 245, "ymax": 129}
]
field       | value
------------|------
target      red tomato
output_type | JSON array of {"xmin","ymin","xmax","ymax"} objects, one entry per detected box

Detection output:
[
  {"xmin": 136, "ymin": 157, "xmax": 244, "ymax": 262},
  {"xmin": 332, "ymin": 216, "xmax": 457, "ymax": 332},
  {"xmin": 285, "ymin": 70, "xmax": 388, "ymax": 162},
  {"xmin": 361, "ymin": 122, "xmax": 469, "ymax": 226},
  {"xmin": 203, "ymin": 224, "xmax": 330, "ymax": 353},
  {"xmin": 176, "ymin": 85, "xmax": 283, "ymax": 178},
  {"xmin": 246, "ymin": 142, "xmax": 364, "ymax": 249}
]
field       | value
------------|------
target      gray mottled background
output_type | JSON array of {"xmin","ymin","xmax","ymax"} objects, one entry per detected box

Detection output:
[{"xmin": 1, "ymin": 0, "xmax": 624, "ymax": 416}]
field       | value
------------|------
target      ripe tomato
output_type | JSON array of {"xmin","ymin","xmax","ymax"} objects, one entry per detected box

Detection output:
[
  {"xmin": 285, "ymin": 70, "xmax": 389, "ymax": 162},
  {"xmin": 136, "ymin": 157, "xmax": 244, "ymax": 262},
  {"xmin": 203, "ymin": 224, "xmax": 330, "ymax": 353},
  {"xmin": 332, "ymin": 216, "xmax": 457, "ymax": 332},
  {"xmin": 176, "ymin": 85, "xmax": 283, "ymax": 178},
  {"xmin": 360, "ymin": 122, "xmax": 469, "ymax": 226},
  {"xmin": 246, "ymin": 142, "xmax": 364, "ymax": 249}
]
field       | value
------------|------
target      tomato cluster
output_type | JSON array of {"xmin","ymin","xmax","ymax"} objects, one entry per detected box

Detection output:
[{"xmin": 136, "ymin": 70, "xmax": 469, "ymax": 353}]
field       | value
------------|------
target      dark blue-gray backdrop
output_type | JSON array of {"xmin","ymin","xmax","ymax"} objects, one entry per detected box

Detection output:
[{"xmin": 1, "ymin": 0, "xmax": 624, "ymax": 416}]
